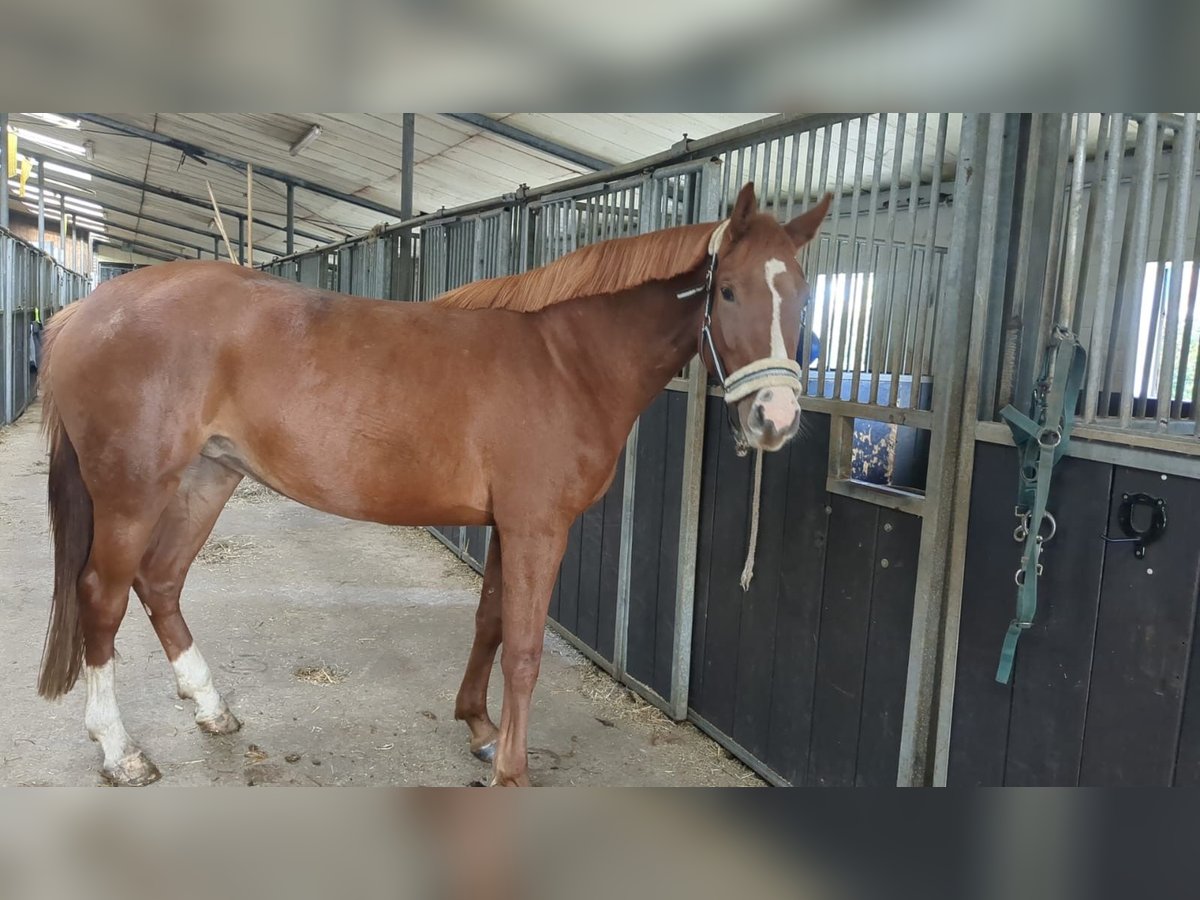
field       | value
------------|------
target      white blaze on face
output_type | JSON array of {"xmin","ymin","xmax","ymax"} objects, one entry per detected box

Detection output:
[
  {"xmin": 172, "ymin": 644, "xmax": 225, "ymax": 723},
  {"xmin": 84, "ymin": 660, "xmax": 134, "ymax": 766},
  {"xmin": 764, "ymin": 258, "xmax": 789, "ymax": 359}
]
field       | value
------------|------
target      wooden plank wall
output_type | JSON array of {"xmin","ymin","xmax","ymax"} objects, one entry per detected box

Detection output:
[
  {"xmin": 949, "ymin": 443, "xmax": 1200, "ymax": 785},
  {"xmin": 689, "ymin": 405, "xmax": 921, "ymax": 785}
]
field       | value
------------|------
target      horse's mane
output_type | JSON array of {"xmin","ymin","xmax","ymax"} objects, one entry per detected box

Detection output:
[{"xmin": 433, "ymin": 220, "xmax": 722, "ymax": 312}]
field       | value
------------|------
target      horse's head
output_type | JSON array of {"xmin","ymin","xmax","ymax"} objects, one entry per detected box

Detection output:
[{"xmin": 701, "ymin": 183, "xmax": 832, "ymax": 452}]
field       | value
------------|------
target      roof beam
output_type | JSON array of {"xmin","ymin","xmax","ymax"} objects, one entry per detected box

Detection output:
[
  {"xmin": 97, "ymin": 238, "xmax": 179, "ymax": 263},
  {"xmin": 91, "ymin": 220, "xmax": 220, "ymax": 259},
  {"xmin": 97, "ymin": 203, "xmax": 282, "ymax": 257},
  {"xmin": 74, "ymin": 114, "xmax": 409, "ymax": 220},
  {"xmin": 24, "ymin": 152, "xmax": 337, "ymax": 245},
  {"xmin": 442, "ymin": 114, "xmax": 611, "ymax": 172},
  {"xmin": 99, "ymin": 226, "xmax": 271, "ymax": 266},
  {"xmin": 8, "ymin": 187, "xmax": 286, "ymax": 257}
]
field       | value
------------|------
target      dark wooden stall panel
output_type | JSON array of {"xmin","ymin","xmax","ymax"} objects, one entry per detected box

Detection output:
[
  {"xmin": 549, "ymin": 450, "xmax": 625, "ymax": 664},
  {"xmin": 806, "ymin": 495, "xmax": 880, "ymax": 786},
  {"xmin": 626, "ymin": 391, "xmax": 686, "ymax": 699},
  {"xmin": 855, "ymin": 507, "xmax": 921, "ymax": 786},
  {"xmin": 950, "ymin": 443, "xmax": 1200, "ymax": 786},
  {"xmin": 949, "ymin": 444, "xmax": 1112, "ymax": 785},
  {"xmin": 464, "ymin": 527, "xmax": 488, "ymax": 570},
  {"xmin": 690, "ymin": 406, "xmax": 922, "ymax": 785},
  {"xmin": 1079, "ymin": 468, "xmax": 1200, "ymax": 786},
  {"xmin": 763, "ymin": 416, "xmax": 833, "ymax": 784}
]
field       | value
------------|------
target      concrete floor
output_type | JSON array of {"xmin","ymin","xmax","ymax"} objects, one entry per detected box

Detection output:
[{"xmin": 0, "ymin": 404, "xmax": 760, "ymax": 787}]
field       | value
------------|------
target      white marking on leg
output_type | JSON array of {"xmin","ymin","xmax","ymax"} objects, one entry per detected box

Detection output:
[
  {"xmin": 764, "ymin": 258, "xmax": 789, "ymax": 359},
  {"xmin": 172, "ymin": 644, "xmax": 225, "ymax": 723},
  {"xmin": 85, "ymin": 660, "xmax": 134, "ymax": 768}
]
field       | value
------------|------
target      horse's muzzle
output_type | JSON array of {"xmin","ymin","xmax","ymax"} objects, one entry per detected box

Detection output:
[{"xmin": 743, "ymin": 388, "xmax": 801, "ymax": 451}]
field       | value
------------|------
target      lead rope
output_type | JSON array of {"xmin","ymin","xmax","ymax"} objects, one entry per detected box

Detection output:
[{"xmin": 739, "ymin": 448, "xmax": 764, "ymax": 590}]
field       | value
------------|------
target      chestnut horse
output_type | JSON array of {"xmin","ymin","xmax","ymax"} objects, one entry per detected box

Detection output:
[{"xmin": 36, "ymin": 183, "xmax": 831, "ymax": 786}]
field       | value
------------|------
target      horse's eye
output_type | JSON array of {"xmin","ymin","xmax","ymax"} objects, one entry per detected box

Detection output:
[{"xmin": 720, "ymin": 286, "xmax": 735, "ymax": 302}]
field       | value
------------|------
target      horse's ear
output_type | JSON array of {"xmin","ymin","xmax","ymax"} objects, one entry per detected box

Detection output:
[
  {"xmin": 785, "ymin": 193, "xmax": 833, "ymax": 249},
  {"xmin": 728, "ymin": 183, "xmax": 758, "ymax": 240}
]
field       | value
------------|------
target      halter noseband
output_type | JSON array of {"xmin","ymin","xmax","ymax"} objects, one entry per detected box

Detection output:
[{"xmin": 677, "ymin": 220, "xmax": 804, "ymax": 456}]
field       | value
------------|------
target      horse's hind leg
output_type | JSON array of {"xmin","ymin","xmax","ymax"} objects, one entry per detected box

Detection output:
[
  {"xmin": 81, "ymin": 497, "xmax": 177, "ymax": 787},
  {"xmin": 454, "ymin": 533, "xmax": 502, "ymax": 762},
  {"xmin": 133, "ymin": 457, "xmax": 243, "ymax": 735}
]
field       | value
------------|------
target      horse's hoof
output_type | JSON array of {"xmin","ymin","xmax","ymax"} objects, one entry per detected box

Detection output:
[
  {"xmin": 100, "ymin": 751, "xmax": 161, "ymax": 787},
  {"xmin": 197, "ymin": 708, "xmax": 242, "ymax": 735},
  {"xmin": 471, "ymin": 740, "xmax": 497, "ymax": 763}
]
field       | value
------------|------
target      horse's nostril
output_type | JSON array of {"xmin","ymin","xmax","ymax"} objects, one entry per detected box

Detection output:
[{"xmin": 750, "ymin": 404, "xmax": 766, "ymax": 430}]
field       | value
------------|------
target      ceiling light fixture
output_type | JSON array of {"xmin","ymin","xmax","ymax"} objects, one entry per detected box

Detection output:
[
  {"xmin": 25, "ymin": 114, "xmax": 82, "ymax": 130},
  {"xmin": 63, "ymin": 197, "xmax": 104, "ymax": 213},
  {"xmin": 12, "ymin": 127, "xmax": 87, "ymax": 157},
  {"xmin": 289, "ymin": 123, "xmax": 322, "ymax": 156},
  {"xmin": 40, "ymin": 160, "xmax": 92, "ymax": 181},
  {"xmin": 45, "ymin": 178, "xmax": 96, "ymax": 195}
]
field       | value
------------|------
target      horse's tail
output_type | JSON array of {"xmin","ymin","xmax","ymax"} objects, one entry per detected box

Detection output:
[{"xmin": 37, "ymin": 303, "xmax": 93, "ymax": 700}]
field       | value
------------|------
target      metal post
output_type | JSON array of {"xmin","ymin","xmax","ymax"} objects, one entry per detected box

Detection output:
[
  {"xmin": 286, "ymin": 183, "xmax": 295, "ymax": 255},
  {"xmin": 2, "ymin": 239, "xmax": 11, "ymax": 424},
  {"xmin": 1155, "ymin": 114, "xmax": 1195, "ymax": 429},
  {"xmin": 398, "ymin": 113, "xmax": 415, "ymax": 300},
  {"xmin": 246, "ymin": 163, "xmax": 254, "ymax": 265},
  {"xmin": 613, "ymin": 422, "xmax": 639, "ymax": 679},
  {"xmin": 667, "ymin": 160, "xmax": 722, "ymax": 720},
  {"xmin": 59, "ymin": 197, "xmax": 67, "ymax": 264},
  {"xmin": 214, "ymin": 235, "xmax": 220, "ymax": 259},
  {"xmin": 895, "ymin": 114, "xmax": 988, "ymax": 786},
  {"xmin": 36, "ymin": 159, "xmax": 45, "ymax": 250},
  {"xmin": 929, "ymin": 115, "xmax": 1013, "ymax": 786},
  {"xmin": 0, "ymin": 112, "xmax": 8, "ymax": 230},
  {"xmin": 1118, "ymin": 116, "xmax": 1158, "ymax": 428},
  {"xmin": 237, "ymin": 216, "xmax": 245, "ymax": 265}
]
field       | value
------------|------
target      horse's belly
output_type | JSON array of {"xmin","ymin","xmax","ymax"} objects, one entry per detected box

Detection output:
[{"xmin": 200, "ymin": 433, "xmax": 492, "ymax": 527}]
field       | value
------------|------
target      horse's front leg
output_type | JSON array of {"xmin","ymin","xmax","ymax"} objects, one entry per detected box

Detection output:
[
  {"xmin": 490, "ymin": 523, "xmax": 567, "ymax": 787},
  {"xmin": 454, "ymin": 533, "xmax": 503, "ymax": 762}
]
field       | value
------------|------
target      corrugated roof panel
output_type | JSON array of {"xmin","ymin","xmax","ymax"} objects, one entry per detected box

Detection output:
[{"xmin": 18, "ymin": 112, "xmax": 968, "ymax": 266}]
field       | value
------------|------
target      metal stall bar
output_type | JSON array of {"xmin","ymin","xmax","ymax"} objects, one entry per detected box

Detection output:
[
  {"xmin": 869, "ymin": 115, "xmax": 907, "ymax": 406},
  {"xmin": 833, "ymin": 116, "xmax": 869, "ymax": 398},
  {"xmin": 816, "ymin": 121, "xmax": 849, "ymax": 400},
  {"xmin": 998, "ymin": 115, "xmax": 1045, "ymax": 412},
  {"xmin": 910, "ymin": 115, "xmax": 950, "ymax": 409},
  {"xmin": 813, "ymin": 125, "xmax": 835, "ymax": 396},
  {"xmin": 1135, "ymin": 123, "xmax": 1175, "ymax": 421},
  {"xmin": 1070, "ymin": 114, "xmax": 1109, "ymax": 343},
  {"xmin": 890, "ymin": 114, "xmax": 929, "ymax": 408},
  {"xmin": 666, "ymin": 162, "xmax": 722, "ymax": 720},
  {"xmin": 850, "ymin": 114, "xmax": 889, "ymax": 403},
  {"xmin": 1037, "ymin": 116, "xmax": 1073, "ymax": 353},
  {"xmin": 785, "ymin": 127, "xmax": 801, "ymax": 222},
  {"xmin": 1053, "ymin": 113, "xmax": 1090, "ymax": 340},
  {"xmin": 1, "ymin": 237, "xmax": 8, "ymax": 424},
  {"xmin": 613, "ymin": 174, "xmax": 657, "ymax": 681},
  {"xmin": 1156, "ymin": 115, "xmax": 1195, "ymax": 430},
  {"xmin": 897, "ymin": 114, "xmax": 989, "ymax": 786},
  {"xmin": 1118, "ymin": 115, "xmax": 1159, "ymax": 428},
  {"xmin": 1082, "ymin": 116, "xmax": 1125, "ymax": 424},
  {"xmin": 1178, "ymin": 160, "xmax": 1200, "ymax": 425}
]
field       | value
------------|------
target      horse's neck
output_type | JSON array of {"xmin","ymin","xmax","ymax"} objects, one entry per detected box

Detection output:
[{"xmin": 541, "ymin": 279, "xmax": 705, "ymax": 417}]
